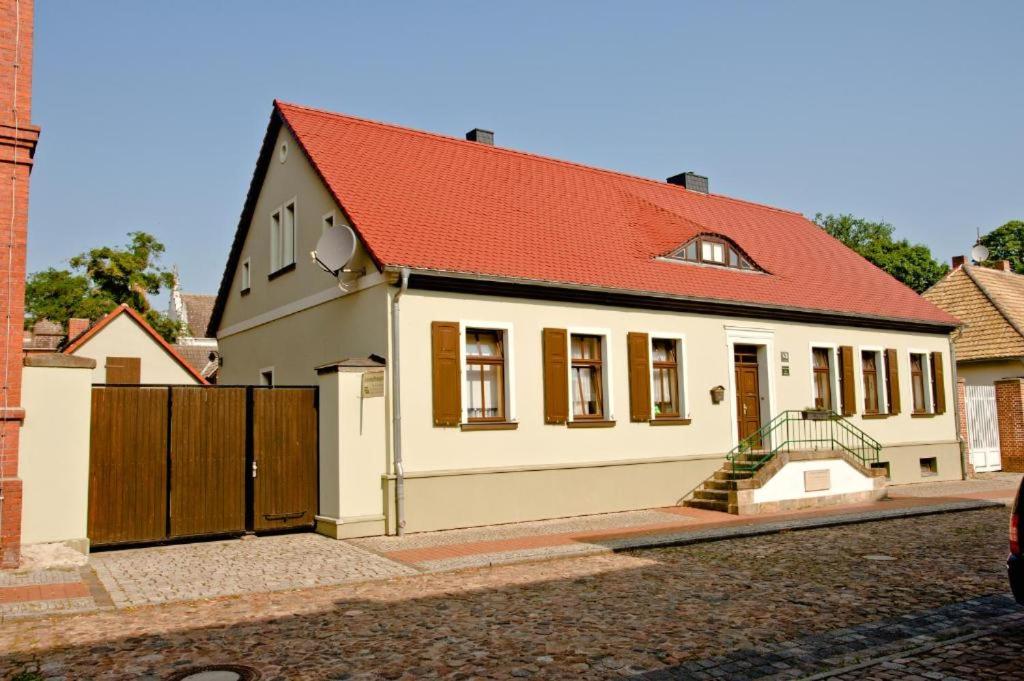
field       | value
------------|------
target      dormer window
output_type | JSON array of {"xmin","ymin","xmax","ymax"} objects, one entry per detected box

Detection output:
[{"xmin": 667, "ymin": 235, "xmax": 759, "ymax": 271}]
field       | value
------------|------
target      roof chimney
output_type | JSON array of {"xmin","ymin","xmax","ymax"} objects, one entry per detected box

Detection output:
[
  {"xmin": 951, "ymin": 255, "xmax": 966, "ymax": 269},
  {"xmin": 996, "ymin": 260, "xmax": 1013, "ymax": 272},
  {"xmin": 465, "ymin": 128, "xmax": 494, "ymax": 146},
  {"xmin": 67, "ymin": 317, "xmax": 90, "ymax": 341},
  {"xmin": 667, "ymin": 171, "xmax": 709, "ymax": 194}
]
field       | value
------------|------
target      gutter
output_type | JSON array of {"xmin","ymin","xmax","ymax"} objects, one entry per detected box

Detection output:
[
  {"xmin": 949, "ymin": 327, "xmax": 968, "ymax": 481},
  {"xmin": 390, "ymin": 267, "xmax": 411, "ymax": 535},
  {"xmin": 383, "ymin": 266, "xmax": 958, "ymax": 334}
]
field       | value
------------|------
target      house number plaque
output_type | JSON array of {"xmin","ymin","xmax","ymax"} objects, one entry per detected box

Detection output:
[
  {"xmin": 804, "ymin": 469, "xmax": 831, "ymax": 492},
  {"xmin": 361, "ymin": 371, "xmax": 385, "ymax": 398}
]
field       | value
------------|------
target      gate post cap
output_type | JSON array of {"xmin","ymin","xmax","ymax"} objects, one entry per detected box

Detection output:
[{"xmin": 24, "ymin": 353, "xmax": 97, "ymax": 369}]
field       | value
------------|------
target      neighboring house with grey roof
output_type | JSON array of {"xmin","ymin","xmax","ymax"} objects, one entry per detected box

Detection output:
[
  {"xmin": 168, "ymin": 275, "xmax": 219, "ymax": 382},
  {"xmin": 924, "ymin": 257, "xmax": 1024, "ymax": 472}
]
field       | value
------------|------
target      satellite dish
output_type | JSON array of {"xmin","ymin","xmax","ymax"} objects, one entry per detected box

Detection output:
[
  {"xmin": 313, "ymin": 223, "xmax": 357, "ymax": 275},
  {"xmin": 971, "ymin": 243, "xmax": 990, "ymax": 263}
]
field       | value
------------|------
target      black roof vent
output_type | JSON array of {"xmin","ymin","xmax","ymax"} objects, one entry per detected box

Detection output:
[
  {"xmin": 667, "ymin": 171, "xmax": 709, "ymax": 194},
  {"xmin": 465, "ymin": 128, "xmax": 494, "ymax": 145}
]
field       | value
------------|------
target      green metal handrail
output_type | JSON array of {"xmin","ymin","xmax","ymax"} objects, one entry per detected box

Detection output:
[{"xmin": 726, "ymin": 410, "xmax": 882, "ymax": 474}]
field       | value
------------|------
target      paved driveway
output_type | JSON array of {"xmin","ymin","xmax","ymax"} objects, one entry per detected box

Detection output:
[
  {"xmin": 1, "ymin": 506, "xmax": 1012, "ymax": 679},
  {"xmin": 91, "ymin": 532, "xmax": 415, "ymax": 607}
]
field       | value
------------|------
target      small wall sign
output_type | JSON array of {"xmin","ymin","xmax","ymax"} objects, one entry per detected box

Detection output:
[
  {"xmin": 804, "ymin": 469, "xmax": 831, "ymax": 492},
  {"xmin": 361, "ymin": 371, "xmax": 385, "ymax": 398},
  {"xmin": 780, "ymin": 351, "xmax": 790, "ymax": 362},
  {"xmin": 781, "ymin": 366, "xmax": 790, "ymax": 376}
]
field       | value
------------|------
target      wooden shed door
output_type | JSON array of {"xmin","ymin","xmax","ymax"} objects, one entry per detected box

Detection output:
[
  {"xmin": 252, "ymin": 388, "xmax": 319, "ymax": 532},
  {"xmin": 169, "ymin": 387, "xmax": 247, "ymax": 538},
  {"xmin": 88, "ymin": 387, "xmax": 168, "ymax": 545}
]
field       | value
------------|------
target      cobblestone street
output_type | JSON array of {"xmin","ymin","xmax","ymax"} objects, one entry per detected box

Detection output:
[{"xmin": 1, "ymin": 506, "xmax": 1014, "ymax": 680}]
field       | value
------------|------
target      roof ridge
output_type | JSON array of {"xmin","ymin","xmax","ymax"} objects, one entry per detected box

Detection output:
[
  {"xmin": 274, "ymin": 100, "xmax": 804, "ymax": 218},
  {"xmin": 963, "ymin": 264, "xmax": 1024, "ymax": 341}
]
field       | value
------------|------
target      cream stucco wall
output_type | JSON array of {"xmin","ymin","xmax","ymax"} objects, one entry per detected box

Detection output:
[
  {"xmin": 395, "ymin": 288, "xmax": 958, "ymax": 485},
  {"xmin": 751, "ymin": 459, "xmax": 875, "ymax": 504},
  {"xmin": 70, "ymin": 313, "xmax": 200, "ymax": 384},
  {"xmin": 316, "ymin": 366, "xmax": 388, "ymax": 538},
  {"xmin": 218, "ymin": 284, "xmax": 388, "ymax": 386},
  {"xmin": 20, "ymin": 363, "xmax": 93, "ymax": 549},
  {"xmin": 958, "ymin": 359, "xmax": 1024, "ymax": 387}
]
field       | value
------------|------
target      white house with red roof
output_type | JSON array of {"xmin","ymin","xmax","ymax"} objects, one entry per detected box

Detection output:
[
  {"xmin": 64, "ymin": 304, "xmax": 207, "ymax": 385},
  {"xmin": 209, "ymin": 101, "xmax": 962, "ymax": 538}
]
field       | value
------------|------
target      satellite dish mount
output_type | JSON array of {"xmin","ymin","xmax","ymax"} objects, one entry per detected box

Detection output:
[{"xmin": 312, "ymin": 223, "xmax": 364, "ymax": 287}]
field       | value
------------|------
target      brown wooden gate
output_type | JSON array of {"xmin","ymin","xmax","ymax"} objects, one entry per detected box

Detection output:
[
  {"xmin": 253, "ymin": 389, "xmax": 318, "ymax": 531},
  {"xmin": 88, "ymin": 385, "xmax": 318, "ymax": 547}
]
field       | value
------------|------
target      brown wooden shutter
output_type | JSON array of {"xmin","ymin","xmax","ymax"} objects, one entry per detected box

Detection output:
[
  {"xmin": 627, "ymin": 332, "xmax": 651, "ymax": 422},
  {"xmin": 839, "ymin": 346, "xmax": 856, "ymax": 416},
  {"xmin": 543, "ymin": 328, "xmax": 569, "ymax": 424},
  {"xmin": 931, "ymin": 352, "xmax": 946, "ymax": 414},
  {"xmin": 430, "ymin": 321, "xmax": 462, "ymax": 426},
  {"xmin": 885, "ymin": 348, "xmax": 901, "ymax": 415},
  {"xmin": 105, "ymin": 356, "xmax": 141, "ymax": 384}
]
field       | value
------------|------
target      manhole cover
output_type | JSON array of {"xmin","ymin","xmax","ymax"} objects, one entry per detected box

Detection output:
[
  {"xmin": 863, "ymin": 554, "xmax": 896, "ymax": 561},
  {"xmin": 166, "ymin": 665, "xmax": 260, "ymax": 681}
]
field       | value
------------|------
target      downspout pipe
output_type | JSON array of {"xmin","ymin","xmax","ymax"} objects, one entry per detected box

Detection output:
[
  {"xmin": 391, "ymin": 267, "xmax": 411, "ymax": 535},
  {"xmin": 949, "ymin": 329, "xmax": 968, "ymax": 481}
]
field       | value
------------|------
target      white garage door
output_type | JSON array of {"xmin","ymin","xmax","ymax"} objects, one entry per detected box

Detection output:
[{"xmin": 966, "ymin": 385, "xmax": 1001, "ymax": 472}]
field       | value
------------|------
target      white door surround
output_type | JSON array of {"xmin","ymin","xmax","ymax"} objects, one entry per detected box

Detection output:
[{"xmin": 725, "ymin": 326, "xmax": 776, "ymax": 447}]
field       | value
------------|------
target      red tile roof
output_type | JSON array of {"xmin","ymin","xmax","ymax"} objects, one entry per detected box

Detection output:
[{"xmin": 214, "ymin": 101, "xmax": 960, "ymax": 330}]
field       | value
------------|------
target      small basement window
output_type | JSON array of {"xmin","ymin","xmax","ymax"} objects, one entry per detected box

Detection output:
[
  {"xmin": 920, "ymin": 457, "xmax": 938, "ymax": 477},
  {"xmin": 871, "ymin": 461, "xmax": 891, "ymax": 479},
  {"xmin": 665, "ymin": 234, "xmax": 760, "ymax": 271}
]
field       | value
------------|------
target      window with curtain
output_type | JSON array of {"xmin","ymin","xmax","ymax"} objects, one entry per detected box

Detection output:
[
  {"xmin": 652, "ymin": 338, "xmax": 680, "ymax": 418},
  {"xmin": 812, "ymin": 348, "xmax": 832, "ymax": 410},
  {"xmin": 465, "ymin": 329, "xmax": 505, "ymax": 421},
  {"xmin": 571, "ymin": 334, "xmax": 603, "ymax": 418},
  {"xmin": 911, "ymin": 353, "xmax": 927, "ymax": 413},
  {"xmin": 862, "ymin": 351, "xmax": 880, "ymax": 414}
]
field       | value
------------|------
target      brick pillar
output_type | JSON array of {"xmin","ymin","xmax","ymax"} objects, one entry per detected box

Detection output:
[
  {"xmin": 995, "ymin": 378, "xmax": 1024, "ymax": 473},
  {"xmin": 957, "ymin": 378, "xmax": 975, "ymax": 478},
  {"xmin": 0, "ymin": 0, "xmax": 39, "ymax": 569}
]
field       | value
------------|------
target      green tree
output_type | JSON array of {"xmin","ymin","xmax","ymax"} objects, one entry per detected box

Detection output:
[
  {"xmin": 814, "ymin": 213, "xmax": 949, "ymax": 293},
  {"xmin": 978, "ymin": 220, "xmax": 1024, "ymax": 273},
  {"xmin": 25, "ymin": 231, "xmax": 183, "ymax": 342}
]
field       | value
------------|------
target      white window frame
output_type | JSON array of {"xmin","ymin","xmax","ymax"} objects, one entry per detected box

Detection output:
[
  {"xmin": 240, "ymin": 257, "xmax": 251, "ymax": 292},
  {"xmin": 907, "ymin": 349, "xmax": 935, "ymax": 414},
  {"xmin": 270, "ymin": 208, "xmax": 282, "ymax": 272},
  {"xmin": 857, "ymin": 346, "xmax": 889, "ymax": 415},
  {"xmin": 808, "ymin": 343, "xmax": 841, "ymax": 412},
  {"xmin": 259, "ymin": 366, "xmax": 275, "ymax": 386},
  {"xmin": 649, "ymin": 332, "xmax": 689, "ymax": 419},
  {"xmin": 459, "ymin": 321, "xmax": 516, "ymax": 424},
  {"xmin": 282, "ymin": 198, "xmax": 297, "ymax": 268},
  {"xmin": 725, "ymin": 326, "xmax": 776, "ymax": 447},
  {"xmin": 567, "ymin": 326, "xmax": 614, "ymax": 422},
  {"xmin": 321, "ymin": 211, "xmax": 336, "ymax": 236}
]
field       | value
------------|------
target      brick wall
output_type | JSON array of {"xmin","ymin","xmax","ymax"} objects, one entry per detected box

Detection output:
[
  {"xmin": 995, "ymin": 378, "xmax": 1024, "ymax": 473},
  {"xmin": 0, "ymin": 0, "xmax": 37, "ymax": 568}
]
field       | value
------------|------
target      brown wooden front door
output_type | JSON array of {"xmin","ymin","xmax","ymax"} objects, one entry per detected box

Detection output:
[{"xmin": 734, "ymin": 345, "xmax": 762, "ymax": 444}]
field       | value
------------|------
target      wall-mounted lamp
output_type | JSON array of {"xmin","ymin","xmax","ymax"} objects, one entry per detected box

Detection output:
[{"xmin": 710, "ymin": 385, "xmax": 725, "ymax": 404}]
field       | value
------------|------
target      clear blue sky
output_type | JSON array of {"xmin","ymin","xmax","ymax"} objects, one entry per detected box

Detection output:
[{"xmin": 29, "ymin": 1, "xmax": 1023, "ymax": 298}]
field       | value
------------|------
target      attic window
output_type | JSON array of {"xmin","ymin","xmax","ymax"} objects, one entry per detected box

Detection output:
[{"xmin": 667, "ymin": 235, "xmax": 759, "ymax": 271}]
